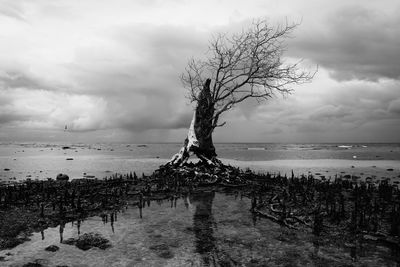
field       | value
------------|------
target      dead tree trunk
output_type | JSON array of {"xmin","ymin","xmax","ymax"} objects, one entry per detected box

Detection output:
[{"xmin": 167, "ymin": 79, "xmax": 220, "ymax": 167}]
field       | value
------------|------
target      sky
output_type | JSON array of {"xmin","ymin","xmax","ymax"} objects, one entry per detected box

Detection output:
[{"xmin": 0, "ymin": 0, "xmax": 399, "ymax": 143}]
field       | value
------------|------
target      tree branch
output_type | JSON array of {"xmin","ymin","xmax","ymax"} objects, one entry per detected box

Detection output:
[{"xmin": 181, "ymin": 18, "xmax": 316, "ymax": 131}]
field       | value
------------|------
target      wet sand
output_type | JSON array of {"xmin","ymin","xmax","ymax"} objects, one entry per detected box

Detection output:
[
  {"xmin": 1, "ymin": 157, "xmax": 399, "ymax": 184},
  {"xmin": 222, "ymin": 158, "xmax": 400, "ymax": 181}
]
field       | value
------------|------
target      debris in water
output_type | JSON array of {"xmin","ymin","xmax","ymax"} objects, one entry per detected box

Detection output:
[
  {"xmin": 63, "ymin": 233, "xmax": 111, "ymax": 251},
  {"xmin": 44, "ymin": 245, "xmax": 59, "ymax": 252}
]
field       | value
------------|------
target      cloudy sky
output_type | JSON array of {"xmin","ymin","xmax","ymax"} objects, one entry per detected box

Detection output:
[{"xmin": 0, "ymin": 0, "xmax": 399, "ymax": 143}]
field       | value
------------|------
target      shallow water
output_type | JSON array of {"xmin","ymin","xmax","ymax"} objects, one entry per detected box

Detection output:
[{"xmin": 1, "ymin": 192, "xmax": 399, "ymax": 266}]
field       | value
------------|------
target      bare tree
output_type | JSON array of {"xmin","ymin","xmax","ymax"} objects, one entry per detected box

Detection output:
[{"xmin": 167, "ymin": 19, "xmax": 314, "ymax": 167}]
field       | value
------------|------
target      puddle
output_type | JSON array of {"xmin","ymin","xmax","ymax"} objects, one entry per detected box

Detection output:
[{"xmin": 1, "ymin": 192, "xmax": 399, "ymax": 266}]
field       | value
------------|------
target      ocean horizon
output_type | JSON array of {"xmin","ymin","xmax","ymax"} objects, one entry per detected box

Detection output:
[{"xmin": 1, "ymin": 142, "xmax": 399, "ymax": 183}]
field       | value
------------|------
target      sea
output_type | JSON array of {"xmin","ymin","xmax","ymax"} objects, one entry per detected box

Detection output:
[{"xmin": 1, "ymin": 142, "xmax": 400, "ymax": 183}]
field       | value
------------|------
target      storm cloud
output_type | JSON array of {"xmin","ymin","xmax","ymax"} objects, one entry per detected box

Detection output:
[
  {"xmin": 290, "ymin": 5, "xmax": 400, "ymax": 81},
  {"xmin": 0, "ymin": 0, "xmax": 399, "ymax": 142}
]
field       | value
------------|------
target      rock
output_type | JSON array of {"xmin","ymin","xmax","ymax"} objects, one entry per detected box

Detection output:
[
  {"xmin": 63, "ymin": 233, "xmax": 111, "ymax": 251},
  {"xmin": 66, "ymin": 158, "xmax": 74, "ymax": 160},
  {"xmin": 344, "ymin": 242, "xmax": 355, "ymax": 248},
  {"xmin": 45, "ymin": 245, "xmax": 59, "ymax": 252},
  {"xmin": 22, "ymin": 263, "xmax": 43, "ymax": 267},
  {"xmin": 387, "ymin": 168, "xmax": 394, "ymax": 171},
  {"xmin": 22, "ymin": 259, "xmax": 49, "ymax": 267},
  {"xmin": 158, "ymin": 250, "xmax": 174, "ymax": 259},
  {"xmin": 149, "ymin": 243, "xmax": 169, "ymax": 251},
  {"xmin": 3, "ymin": 168, "xmax": 10, "ymax": 171},
  {"xmin": 363, "ymin": 234, "xmax": 378, "ymax": 241},
  {"xmin": 62, "ymin": 146, "xmax": 71, "ymax": 150},
  {"xmin": 56, "ymin": 173, "xmax": 69, "ymax": 181}
]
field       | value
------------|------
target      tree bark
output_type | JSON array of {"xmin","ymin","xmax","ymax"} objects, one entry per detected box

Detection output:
[{"xmin": 167, "ymin": 79, "xmax": 220, "ymax": 167}]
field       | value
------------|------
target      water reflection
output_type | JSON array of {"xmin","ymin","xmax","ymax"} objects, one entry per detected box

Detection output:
[
  {"xmin": 59, "ymin": 221, "xmax": 65, "ymax": 243},
  {"xmin": 110, "ymin": 212, "xmax": 117, "ymax": 233},
  {"xmin": 189, "ymin": 191, "xmax": 217, "ymax": 266},
  {"xmin": 3, "ymin": 192, "xmax": 400, "ymax": 266},
  {"xmin": 100, "ymin": 213, "xmax": 117, "ymax": 233},
  {"xmin": 77, "ymin": 219, "xmax": 81, "ymax": 235}
]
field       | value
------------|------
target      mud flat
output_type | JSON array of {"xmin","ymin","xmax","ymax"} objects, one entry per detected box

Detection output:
[{"xmin": 223, "ymin": 158, "xmax": 400, "ymax": 181}]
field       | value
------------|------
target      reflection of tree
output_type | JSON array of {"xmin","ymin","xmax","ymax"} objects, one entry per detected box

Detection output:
[{"xmin": 190, "ymin": 191, "xmax": 216, "ymax": 266}]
